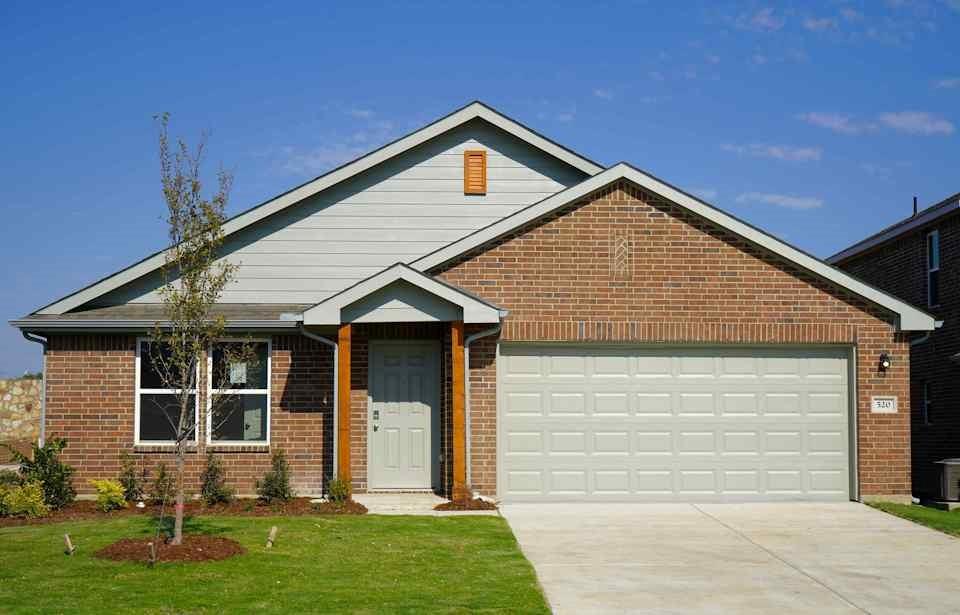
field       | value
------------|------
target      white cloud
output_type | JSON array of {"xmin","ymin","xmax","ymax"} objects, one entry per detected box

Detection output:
[
  {"xmin": 752, "ymin": 53, "xmax": 769, "ymax": 66},
  {"xmin": 736, "ymin": 192, "xmax": 824, "ymax": 210},
  {"xmin": 796, "ymin": 112, "xmax": 874, "ymax": 135},
  {"xmin": 691, "ymin": 187, "xmax": 718, "ymax": 200},
  {"xmin": 737, "ymin": 7, "xmax": 786, "ymax": 32},
  {"xmin": 281, "ymin": 144, "xmax": 366, "ymax": 175},
  {"xmin": 347, "ymin": 108, "xmax": 374, "ymax": 119},
  {"xmin": 878, "ymin": 111, "xmax": 954, "ymax": 135},
  {"xmin": 840, "ymin": 8, "xmax": 863, "ymax": 21},
  {"xmin": 935, "ymin": 77, "xmax": 960, "ymax": 89},
  {"xmin": 593, "ymin": 88, "xmax": 614, "ymax": 100},
  {"xmin": 803, "ymin": 17, "xmax": 838, "ymax": 31},
  {"xmin": 722, "ymin": 143, "xmax": 823, "ymax": 162},
  {"xmin": 706, "ymin": 54, "xmax": 721, "ymax": 64},
  {"xmin": 556, "ymin": 112, "xmax": 575, "ymax": 123},
  {"xmin": 945, "ymin": 0, "xmax": 960, "ymax": 12}
]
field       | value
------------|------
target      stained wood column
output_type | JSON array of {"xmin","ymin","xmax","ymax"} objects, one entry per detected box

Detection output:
[
  {"xmin": 337, "ymin": 323, "xmax": 352, "ymax": 482},
  {"xmin": 451, "ymin": 320, "xmax": 469, "ymax": 501}
]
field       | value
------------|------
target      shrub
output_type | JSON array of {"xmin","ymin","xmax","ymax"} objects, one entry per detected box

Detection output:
[
  {"xmin": 90, "ymin": 479, "xmax": 127, "ymax": 512},
  {"xmin": 1, "ymin": 481, "xmax": 49, "ymax": 518},
  {"xmin": 150, "ymin": 462, "xmax": 176, "ymax": 506},
  {"xmin": 200, "ymin": 452, "xmax": 234, "ymax": 506},
  {"xmin": 0, "ymin": 469, "xmax": 22, "ymax": 488},
  {"xmin": 327, "ymin": 476, "xmax": 351, "ymax": 503},
  {"xmin": 118, "ymin": 452, "xmax": 147, "ymax": 502},
  {"xmin": 256, "ymin": 449, "xmax": 295, "ymax": 503},
  {"xmin": 6, "ymin": 438, "xmax": 75, "ymax": 509}
]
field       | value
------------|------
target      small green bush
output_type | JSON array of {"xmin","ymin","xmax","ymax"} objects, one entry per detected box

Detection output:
[
  {"xmin": 256, "ymin": 449, "xmax": 295, "ymax": 503},
  {"xmin": 118, "ymin": 452, "xmax": 148, "ymax": 502},
  {"xmin": 6, "ymin": 438, "xmax": 75, "ymax": 510},
  {"xmin": 1, "ymin": 481, "xmax": 49, "ymax": 518},
  {"xmin": 200, "ymin": 452, "xmax": 234, "ymax": 505},
  {"xmin": 150, "ymin": 462, "xmax": 176, "ymax": 506},
  {"xmin": 0, "ymin": 469, "xmax": 22, "ymax": 488},
  {"xmin": 90, "ymin": 479, "xmax": 127, "ymax": 512},
  {"xmin": 327, "ymin": 476, "xmax": 351, "ymax": 503}
]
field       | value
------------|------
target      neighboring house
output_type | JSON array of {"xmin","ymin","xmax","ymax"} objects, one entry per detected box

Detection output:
[
  {"xmin": 829, "ymin": 193, "xmax": 960, "ymax": 497},
  {"xmin": 11, "ymin": 102, "xmax": 935, "ymax": 503}
]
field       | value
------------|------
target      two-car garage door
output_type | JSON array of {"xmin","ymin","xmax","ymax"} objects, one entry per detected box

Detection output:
[{"xmin": 498, "ymin": 345, "xmax": 852, "ymax": 502}]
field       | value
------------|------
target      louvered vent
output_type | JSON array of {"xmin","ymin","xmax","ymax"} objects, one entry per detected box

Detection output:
[{"xmin": 463, "ymin": 150, "xmax": 487, "ymax": 195}]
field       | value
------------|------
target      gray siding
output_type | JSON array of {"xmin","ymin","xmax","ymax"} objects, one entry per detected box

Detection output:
[{"xmin": 94, "ymin": 119, "xmax": 585, "ymax": 307}]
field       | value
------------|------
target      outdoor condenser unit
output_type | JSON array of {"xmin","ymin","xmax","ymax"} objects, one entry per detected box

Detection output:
[{"xmin": 936, "ymin": 459, "xmax": 960, "ymax": 501}]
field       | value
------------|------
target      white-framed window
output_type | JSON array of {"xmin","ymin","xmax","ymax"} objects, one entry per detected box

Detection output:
[
  {"xmin": 922, "ymin": 381, "xmax": 933, "ymax": 425},
  {"xmin": 135, "ymin": 338, "xmax": 199, "ymax": 445},
  {"xmin": 206, "ymin": 339, "xmax": 271, "ymax": 445},
  {"xmin": 927, "ymin": 230, "xmax": 940, "ymax": 307}
]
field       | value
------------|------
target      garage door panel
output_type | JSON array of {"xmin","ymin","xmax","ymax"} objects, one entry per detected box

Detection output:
[{"xmin": 499, "ymin": 345, "xmax": 851, "ymax": 502}]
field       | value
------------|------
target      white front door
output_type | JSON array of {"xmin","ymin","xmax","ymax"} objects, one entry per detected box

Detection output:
[{"xmin": 368, "ymin": 341, "xmax": 440, "ymax": 490}]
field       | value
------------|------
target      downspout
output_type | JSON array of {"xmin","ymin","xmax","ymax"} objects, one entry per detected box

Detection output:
[
  {"xmin": 21, "ymin": 331, "xmax": 47, "ymax": 447},
  {"xmin": 298, "ymin": 324, "xmax": 338, "ymax": 486},
  {"xmin": 910, "ymin": 320, "xmax": 943, "ymax": 346},
  {"xmin": 464, "ymin": 323, "xmax": 502, "ymax": 493}
]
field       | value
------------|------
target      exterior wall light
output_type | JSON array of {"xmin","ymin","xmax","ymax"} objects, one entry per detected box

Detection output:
[{"xmin": 879, "ymin": 352, "xmax": 891, "ymax": 372}]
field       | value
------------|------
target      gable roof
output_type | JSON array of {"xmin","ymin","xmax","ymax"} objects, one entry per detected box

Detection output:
[
  {"xmin": 412, "ymin": 163, "xmax": 937, "ymax": 332},
  {"xmin": 827, "ymin": 191, "xmax": 960, "ymax": 264},
  {"xmin": 302, "ymin": 263, "xmax": 505, "ymax": 325},
  {"xmin": 32, "ymin": 101, "xmax": 602, "ymax": 316}
]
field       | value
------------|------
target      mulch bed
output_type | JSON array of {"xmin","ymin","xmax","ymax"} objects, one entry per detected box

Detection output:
[
  {"xmin": 0, "ymin": 497, "xmax": 367, "ymax": 527},
  {"xmin": 95, "ymin": 534, "xmax": 245, "ymax": 563},
  {"xmin": 434, "ymin": 498, "xmax": 498, "ymax": 511}
]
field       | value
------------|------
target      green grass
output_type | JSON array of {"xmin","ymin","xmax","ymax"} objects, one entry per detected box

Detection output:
[
  {"xmin": 868, "ymin": 501, "xmax": 960, "ymax": 537},
  {"xmin": 0, "ymin": 514, "xmax": 549, "ymax": 614}
]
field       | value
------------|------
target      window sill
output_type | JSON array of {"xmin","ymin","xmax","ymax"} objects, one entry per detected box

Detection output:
[
  {"xmin": 133, "ymin": 443, "xmax": 199, "ymax": 454},
  {"xmin": 205, "ymin": 443, "xmax": 271, "ymax": 453}
]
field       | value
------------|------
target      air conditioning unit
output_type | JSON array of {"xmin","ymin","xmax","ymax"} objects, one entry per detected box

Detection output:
[{"xmin": 935, "ymin": 459, "xmax": 960, "ymax": 501}]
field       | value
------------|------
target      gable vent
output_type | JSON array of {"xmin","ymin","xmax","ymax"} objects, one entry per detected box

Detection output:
[{"xmin": 463, "ymin": 150, "xmax": 487, "ymax": 195}]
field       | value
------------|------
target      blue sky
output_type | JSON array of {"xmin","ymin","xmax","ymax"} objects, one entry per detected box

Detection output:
[{"xmin": 2, "ymin": 1, "xmax": 958, "ymax": 376}]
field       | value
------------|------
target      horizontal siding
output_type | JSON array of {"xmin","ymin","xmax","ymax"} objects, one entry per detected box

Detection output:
[{"xmin": 93, "ymin": 119, "xmax": 586, "ymax": 307}]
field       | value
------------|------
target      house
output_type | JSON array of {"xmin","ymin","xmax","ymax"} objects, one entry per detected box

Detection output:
[
  {"xmin": 11, "ymin": 101, "xmax": 935, "ymax": 503},
  {"xmin": 829, "ymin": 193, "xmax": 959, "ymax": 497}
]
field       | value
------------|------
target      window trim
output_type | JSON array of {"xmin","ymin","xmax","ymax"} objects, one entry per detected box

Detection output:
[
  {"xmin": 134, "ymin": 338, "xmax": 200, "ymax": 446},
  {"xmin": 205, "ymin": 338, "xmax": 272, "ymax": 446},
  {"xmin": 927, "ymin": 229, "xmax": 940, "ymax": 308}
]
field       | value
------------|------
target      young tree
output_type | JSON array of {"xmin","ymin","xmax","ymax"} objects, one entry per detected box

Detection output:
[{"xmin": 147, "ymin": 114, "xmax": 254, "ymax": 544}]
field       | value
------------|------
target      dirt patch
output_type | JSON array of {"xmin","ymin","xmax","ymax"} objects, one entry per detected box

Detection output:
[
  {"xmin": 95, "ymin": 534, "xmax": 245, "ymax": 563},
  {"xmin": 0, "ymin": 497, "xmax": 367, "ymax": 527},
  {"xmin": 434, "ymin": 498, "xmax": 498, "ymax": 511}
]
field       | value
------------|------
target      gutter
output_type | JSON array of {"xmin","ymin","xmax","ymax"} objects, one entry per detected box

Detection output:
[
  {"xmin": 10, "ymin": 319, "xmax": 302, "ymax": 331},
  {"xmin": 911, "ymin": 320, "xmax": 945, "ymax": 346},
  {"xmin": 20, "ymin": 332, "xmax": 47, "ymax": 447},
  {"xmin": 298, "ymin": 324, "xmax": 339, "ymax": 488},
  {"xmin": 464, "ymin": 323, "xmax": 502, "ymax": 493}
]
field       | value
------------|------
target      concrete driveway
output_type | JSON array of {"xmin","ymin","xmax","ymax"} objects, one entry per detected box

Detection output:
[{"xmin": 502, "ymin": 502, "xmax": 960, "ymax": 614}]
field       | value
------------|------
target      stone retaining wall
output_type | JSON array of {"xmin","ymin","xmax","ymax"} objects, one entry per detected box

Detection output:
[{"xmin": 0, "ymin": 378, "xmax": 41, "ymax": 454}]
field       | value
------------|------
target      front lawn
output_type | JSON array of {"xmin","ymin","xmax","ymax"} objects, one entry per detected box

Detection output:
[
  {"xmin": 0, "ymin": 514, "xmax": 549, "ymax": 614},
  {"xmin": 868, "ymin": 501, "xmax": 960, "ymax": 537}
]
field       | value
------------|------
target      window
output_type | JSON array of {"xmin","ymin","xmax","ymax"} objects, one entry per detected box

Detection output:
[
  {"xmin": 922, "ymin": 381, "xmax": 933, "ymax": 425},
  {"xmin": 463, "ymin": 150, "xmax": 487, "ymax": 195},
  {"xmin": 927, "ymin": 230, "xmax": 940, "ymax": 307},
  {"xmin": 207, "ymin": 340, "xmax": 270, "ymax": 444},
  {"xmin": 135, "ymin": 340, "xmax": 198, "ymax": 444}
]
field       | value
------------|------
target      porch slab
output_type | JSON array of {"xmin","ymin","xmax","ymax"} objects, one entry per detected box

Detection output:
[{"xmin": 354, "ymin": 493, "xmax": 499, "ymax": 516}]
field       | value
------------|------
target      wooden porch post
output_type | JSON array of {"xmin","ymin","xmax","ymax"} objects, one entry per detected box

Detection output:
[
  {"xmin": 451, "ymin": 320, "xmax": 469, "ymax": 501},
  {"xmin": 337, "ymin": 323, "xmax": 352, "ymax": 482}
]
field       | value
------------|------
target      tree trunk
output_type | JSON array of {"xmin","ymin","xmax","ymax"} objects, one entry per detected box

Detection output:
[{"xmin": 172, "ymin": 441, "xmax": 186, "ymax": 545}]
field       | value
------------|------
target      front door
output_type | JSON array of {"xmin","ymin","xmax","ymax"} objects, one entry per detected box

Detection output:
[{"xmin": 368, "ymin": 341, "xmax": 440, "ymax": 490}]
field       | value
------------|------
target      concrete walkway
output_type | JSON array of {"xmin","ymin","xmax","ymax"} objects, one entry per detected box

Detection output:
[
  {"xmin": 353, "ymin": 493, "xmax": 498, "ymax": 516},
  {"xmin": 502, "ymin": 502, "xmax": 960, "ymax": 614}
]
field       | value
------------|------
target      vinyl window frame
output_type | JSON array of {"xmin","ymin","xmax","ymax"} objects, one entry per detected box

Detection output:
[
  {"xmin": 134, "ymin": 338, "xmax": 200, "ymax": 446},
  {"xmin": 205, "ymin": 338, "xmax": 272, "ymax": 446},
  {"xmin": 927, "ymin": 229, "xmax": 940, "ymax": 308}
]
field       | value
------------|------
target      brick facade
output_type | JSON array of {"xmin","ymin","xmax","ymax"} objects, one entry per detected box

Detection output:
[
  {"xmin": 836, "ymin": 210, "xmax": 959, "ymax": 496},
  {"xmin": 42, "ymin": 179, "xmax": 914, "ymax": 501},
  {"xmin": 436, "ymin": 179, "xmax": 912, "ymax": 499},
  {"xmin": 45, "ymin": 334, "xmax": 333, "ymax": 497}
]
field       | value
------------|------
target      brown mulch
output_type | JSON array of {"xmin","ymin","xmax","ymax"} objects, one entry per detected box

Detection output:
[
  {"xmin": 0, "ymin": 497, "xmax": 367, "ymax": 527},
  {"xmin": 95, "ymin": 534, "xmax": 245, "ymax": 563},
  {"xmin": 434, "ymin": 498, "xmax": 499, "ymax": 511}
]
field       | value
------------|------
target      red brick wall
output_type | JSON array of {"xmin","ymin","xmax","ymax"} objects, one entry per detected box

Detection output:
[
  {"xmin": 44, "ymin": 334, "xmax": 333, "ymax": 497},
  {"xmin": 435, "ymin": 179, "xmax": 912, "ymax": 499},
  {"xmin": 837, "ymin": 210, "xmax": 960, "ymax": 496}
]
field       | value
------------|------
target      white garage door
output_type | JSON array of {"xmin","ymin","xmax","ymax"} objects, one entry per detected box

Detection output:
[{"xmin": 498, "ymin": 345, "xmax": 852, "ymax": 502}]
